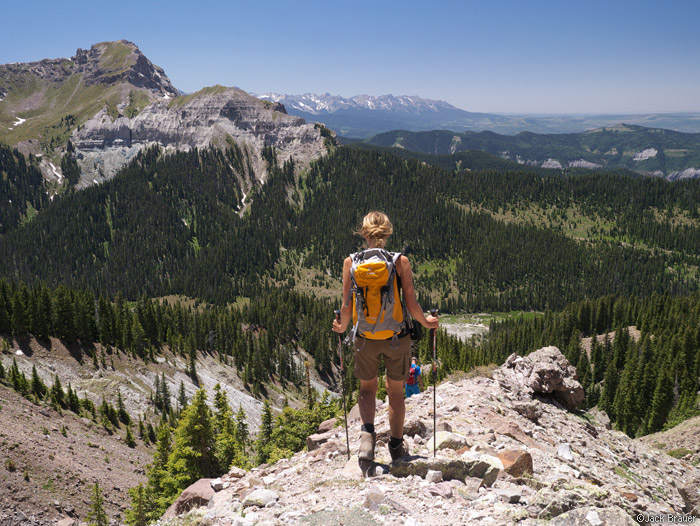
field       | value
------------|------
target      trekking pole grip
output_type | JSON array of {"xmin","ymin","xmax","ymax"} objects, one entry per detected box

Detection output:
[
  {"xmin": 334, "ymin": 309, "xmax": 341, "ymax": 321},
  {"xmin": 429, "ymin": 308, "xmax": 438, "ymax": 342},
  {"xmin": 430, "ymin": 308, "xmax": 438, "ymax": 457}
]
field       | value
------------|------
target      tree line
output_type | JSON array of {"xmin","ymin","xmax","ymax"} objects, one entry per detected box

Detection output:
[
  {"xmin": 481, "ymin": 292, "xmax": 700, "ymax": 436},
  {"xmin": 0, "ymin": 277, "xmax": 343, "ymax": 392},
  {"xmin": 2, "ymin": 145, "xmax": 700, "ymax": 314}
]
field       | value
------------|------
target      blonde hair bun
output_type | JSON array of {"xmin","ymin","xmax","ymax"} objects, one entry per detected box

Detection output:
[{"xmin": 356, "ymin": 211, "xmax": 393, "ymax": 245}]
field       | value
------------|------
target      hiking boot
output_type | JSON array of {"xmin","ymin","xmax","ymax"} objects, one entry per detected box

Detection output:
[
  {"xmin": 389, "ymin": 438, "xmax": 410, "ymax": 461},
  {"xmin": 358, "ymin": 431, "xmax": 376, "ymax": 461}
]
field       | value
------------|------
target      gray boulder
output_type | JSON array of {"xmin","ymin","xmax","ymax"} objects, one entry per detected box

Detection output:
[
  {"xmin": 494, "ymin": 346, "xmax": 584, "ymax": 410},
  {"xmin": 243, "ymin": 488, "xmax": 279, "ymax": 508}
]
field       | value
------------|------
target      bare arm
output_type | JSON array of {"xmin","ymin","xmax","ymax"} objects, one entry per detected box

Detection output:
[
  {"xmin": 332, "ymin": 257, "xmax": 353, "ymax": 333},
  {"xmin": 397, "ymin": 255, "xmax": 438, "ymax": 329}
]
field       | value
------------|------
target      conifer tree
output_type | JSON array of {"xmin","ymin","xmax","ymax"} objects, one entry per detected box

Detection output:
[
  {"xmin": 125, "ymin": 483, "xmax": 147, "ymax": 526},
  {"xmin": 599, "ymin": 361, "xmax": 619, "ymax": 420},
  {"xmin": 50, "ymin": 374, "xmax": 65, "ymax": 409},
  {"xmin": 30, "ymin": 365, "xmax": 46, "ymax": 399},
  {"xmin": 188, "ymin": 346, "xmax": 198, "ymax": 383},
  {"xmin": 177, "ymin": 380, "xmax": 188, "ymax": 412},
  {"xmin": 125, "ymin": 425, "xmax": 136, "ymax": 448},
  {"xmin": 138, "ymin": 415, "xmax": 146, "ymax": 439},
  {"xmin": 67, "ymin": 383, "xmax": 81, "ymax": 414},
  {"xmin": 256, "ymin": 400, "xmax": 274, "ymax": 464},
  {"xmin": 117, "ymin": 390, "xmax": 131, "ymax": 425},
  {"xmin": 646, "ymin": 366, "xmax": 674, "ymax": 433},
  {"xmin": 86, "ymin": 482, "xmax": 108, "ymax": 526},
  {"xmin": 165, "ymin": 388, "xmax": 215, "ymax": 495},
  {"xmin": 160, "ymin": 373, "xmax": 172, "ymax": 415},
  {"xmin": 147, "ymin": 422, "xmax": 157, "ymax": 444},
  {"xmin": 140, "ymin": 423, "xmax": 172, "ymax": 519},
  {"xmin": 153, "ymin": 375, "xmax": 162, "ymax": 411},
  {"xmin": 212, "ymin": 384, "xmax": 239, "ymax": 471},
  {"xmin": 614, "ymin": 356, "xmax": 640, "ymax": 436},
  {"xmin": 235, "ymin": 405, "xmax": 249, "ymax": 454},
  {"xmin": 11, "ymin": 290, "xmax": 27, "ymax": 335}
]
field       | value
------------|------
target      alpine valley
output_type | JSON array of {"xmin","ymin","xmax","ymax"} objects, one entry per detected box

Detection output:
[{"xmin": 2, "ymin": 41, "xmax": 700, "ymax": 526}]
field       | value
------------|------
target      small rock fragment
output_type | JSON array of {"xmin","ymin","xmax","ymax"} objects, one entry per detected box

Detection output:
[
  {"xmin": 557, "ymin": 443, "xmax": 574, "ymax": 462},
  {"xmin": 242, "ymin": 488, "xmax": 279, "ymax": 508},
  {"xmin": 426, "ymin": 469, "xmax": 443, "ymax": 483},
  {"xmin": 497, "ymin": 450, "xmax": 534, "ymax": 478}
]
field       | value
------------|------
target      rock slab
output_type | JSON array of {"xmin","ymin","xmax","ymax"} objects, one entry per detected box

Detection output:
[{"xmin": 163, "ymin": 478, "xmax": 215, "ymax": 518}]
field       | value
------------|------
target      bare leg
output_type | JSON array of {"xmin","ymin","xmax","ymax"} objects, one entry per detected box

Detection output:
[
  {"xmin": 359, "ymin": 377, "xmax": 378, "ymax": 425},
  {"xmin": 386, "ymin": 376, "xmax": 406, "ymax": 438}
]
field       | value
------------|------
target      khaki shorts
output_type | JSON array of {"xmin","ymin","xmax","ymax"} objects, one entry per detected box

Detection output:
[{"xmin": 354, "ymin": 335, "xmax": 411, "ymax": 381}]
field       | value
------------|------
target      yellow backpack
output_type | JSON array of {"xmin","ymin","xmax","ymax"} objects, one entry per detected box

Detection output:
[{"xmin": 348, "ymin": 249, "xmax": 405, "ymax": 340}]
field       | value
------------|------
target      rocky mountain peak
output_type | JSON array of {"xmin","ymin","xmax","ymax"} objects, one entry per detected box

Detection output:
[
  {"xmin": 72, "ymin": 40, "xmax": 178, "ymax": 96},
  {"xmin": 0, "ymin": 40, "xmax": 176, "ymax": 97},
  {"xmin": 161, "ymin": 347, "xmax": 700, "ymax": 525}
]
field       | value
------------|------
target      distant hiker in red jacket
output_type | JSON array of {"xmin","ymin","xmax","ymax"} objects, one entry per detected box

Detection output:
[{"xmin": 405, "ymin": 356, "xmax": 424, "ymax": 398}]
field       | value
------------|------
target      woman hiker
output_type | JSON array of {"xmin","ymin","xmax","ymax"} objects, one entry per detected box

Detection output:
[{"xmin": 332, "ymin": 211, "xmax": 439, "ymax": 465}]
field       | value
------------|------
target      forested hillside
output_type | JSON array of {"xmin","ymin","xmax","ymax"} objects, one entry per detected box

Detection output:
[
  {"xmin": 363, "ymin": 125, "xmax": 700, "ymax": 177},
  {"xmin": 0, "ymin": 144, "xmax": 49, "ymax": 234},
  {"xmin": 1, "ymin": 145, "xmax": 700, "ymax": 312},
  {"xmin": 482, "ymin": 292, "xmax": 700, "ymax": 437}
]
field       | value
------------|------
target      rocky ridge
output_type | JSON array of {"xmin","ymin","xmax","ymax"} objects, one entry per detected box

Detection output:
[
  {"xmin": 160, "ymin": 347, "xmax": 700, "ymax": 525},
  {"xmin": 70, "ymin": 86, "xmax": 328, "ymax": 186},
  {"xmin": 0, "ymin": 41, "xmax": 177, "ymax": 96}
]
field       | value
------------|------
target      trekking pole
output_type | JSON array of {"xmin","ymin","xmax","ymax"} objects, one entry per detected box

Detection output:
[
  {"xmin": 430, "ymin": 308, "xmax": 439, "ymax": 457},
  {"xmin": 334, "ymin": 310, "xmax": 350, "ymax": 460}
]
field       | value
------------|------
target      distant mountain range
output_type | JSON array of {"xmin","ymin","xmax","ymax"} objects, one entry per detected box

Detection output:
[
  {"xmin": 258, "ymin": 92, "xmax": 700, "ymax": 139},
  {"xmin": 361, "ymin": 125, "xmax": 700, "ymax": 179}
]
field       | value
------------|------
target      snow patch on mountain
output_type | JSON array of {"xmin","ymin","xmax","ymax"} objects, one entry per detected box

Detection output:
[
  {"xmin": 0, "ymin": 92, "xmax": 5, "ymax": 102},
  {"xmin": 12, "ymin": 117, "xmax": 26, "ymax": 127},
  {"xmin": 633, "ymin": 148, "xmax": 658, "ymax": 161}
]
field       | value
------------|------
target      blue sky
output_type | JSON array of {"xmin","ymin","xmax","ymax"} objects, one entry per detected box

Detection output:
[{"xmin": 2, "ymin": 0, "xmax": 699, "ymax": 114}]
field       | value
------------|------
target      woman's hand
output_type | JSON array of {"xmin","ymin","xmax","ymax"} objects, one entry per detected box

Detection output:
[
  {"xmin": 332, "ymin": 318, "xmax": 345, "ymax": 333},
  {"xmin": 424, "ymin": 314, "xmax": 439, "ymax": 330}
]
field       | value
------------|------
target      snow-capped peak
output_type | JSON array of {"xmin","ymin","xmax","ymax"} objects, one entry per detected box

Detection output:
[{"xmin": 254, "ymin": 92, "xmax": 460, "ymax": 115}]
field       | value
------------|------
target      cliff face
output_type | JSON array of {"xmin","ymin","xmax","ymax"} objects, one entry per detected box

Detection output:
[{"xmin": 71, "ymin": 86, "xmax": 328, "ymax": 186}]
